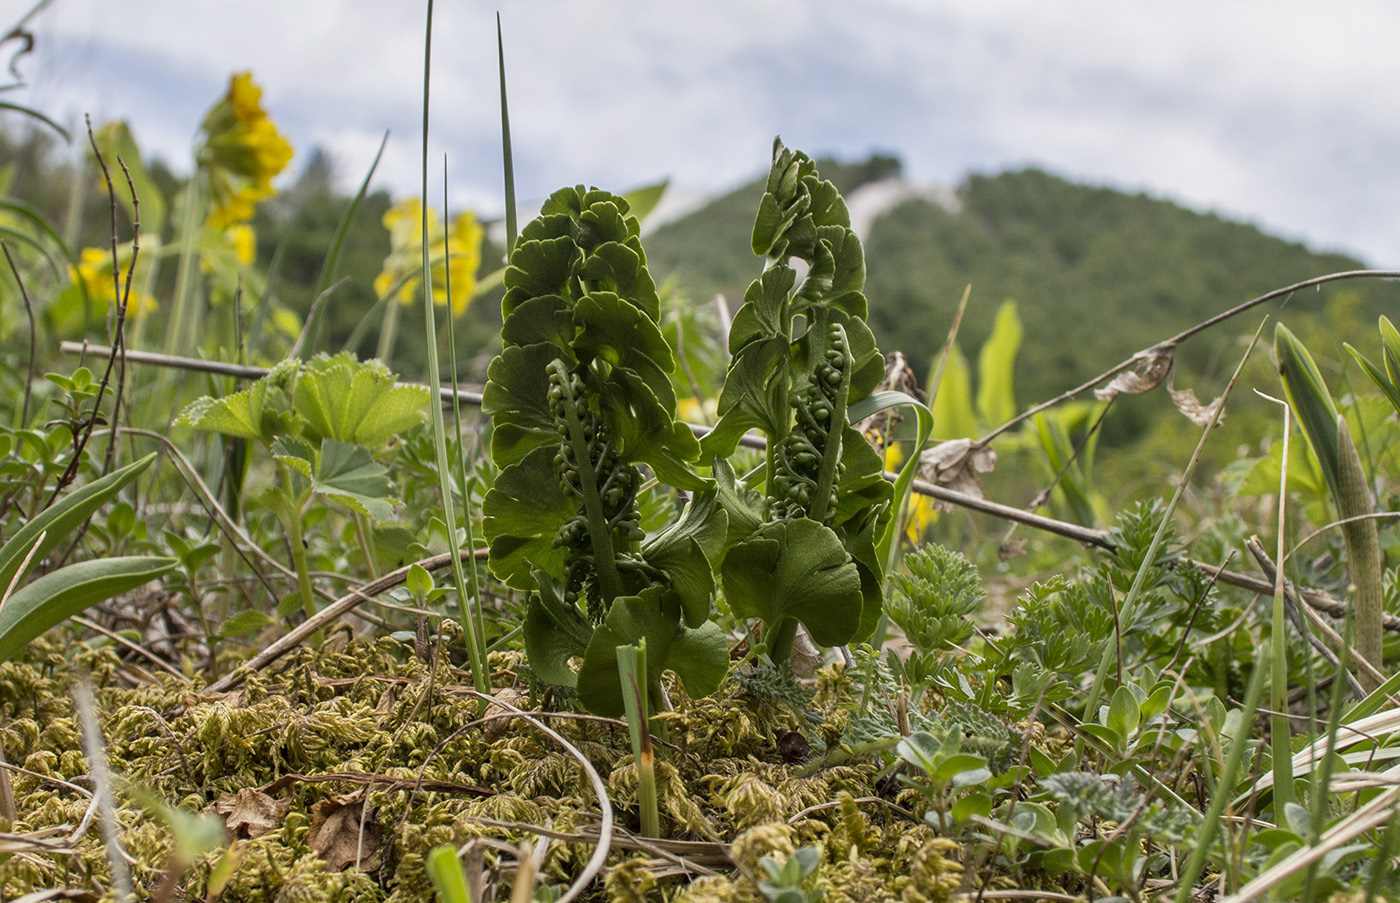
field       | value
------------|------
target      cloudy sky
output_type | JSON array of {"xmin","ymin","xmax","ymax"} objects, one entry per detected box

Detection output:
[{"xmin": 7, "ymin": 0, "xmax": 1399, "ymax": 264}]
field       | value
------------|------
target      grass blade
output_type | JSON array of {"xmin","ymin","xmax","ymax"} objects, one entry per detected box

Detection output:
[
  {"xmin": 418, "ymin": 0, "xmax": 490, "ymax": 694},
  {"xmin": 497, "ymin": 13, "xmax": 518, "ymax": 255},
  {"xmin": 298, "ymin": 130, "xmax": 389, "ymax": 359}
]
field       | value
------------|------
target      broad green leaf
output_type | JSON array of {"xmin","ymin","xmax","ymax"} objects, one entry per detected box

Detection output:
[
  {"xmin": 930, "ymin": 346, "xmax": 978, "ymax": 440},
  {"xmin": 574, "ymin": 587, "xmax": 727, "ymax": 717},
  {"xmin": 712, "ymin": 457, "xmax": 768, "ymax": 548},
  {"xmin": 482, "ymin": 446, "xmax": 576, "ymax": 589},
  {"xmin": 699, "ymin": 336, "xmax": 793, "ymax": 460},
  {"xmin": 728, "ymin": 266, "xmax": 795, "ymax": 353},
  {"xmin": 642, "ymin": 488, "xmax": 728, "ymax": 627},
  {"xmin": 483, "ymin": 342, "xmax": 566, "ymax": 467},
  {"xmin": 1346, "ymin": 342, "xmax": 1400, "ymax": 414},
  {"xmin": 499, "ymin": 293, "xmax": 573, "ymax": 350},
  {"xmin": 1106, "ymin": 685, "xmax": 1140, "ymax": 739},
  {"xmin": 522, "ymin": 570, "xmax": 593, "ymax": 688},
  {"xmin": 1381, "ymin": 314, "xmax": 1400, "ymax": 388},
  {"xmin": 92, "ymin": 121, "xmax": 167, "ymax": 234},
  {"xmin": 1274, "ymin": 323, "xmax": 1341, "ymax": 499},
  {"xmin": 605, "ymin": 367, "xmax": 706, "ymax": 491},
  {"xmin": 501, "ymin": 234, "xmax": 580, "ymax": 318},
  {"xmin": 849, "ymin": 389, "xmax": 933, "ymax": 563},
  {"xmin": 0, "ymin": 452, "xmax": 156, "ymax": 595},
  {"xmin": 217, "ymin": 609, "xmax": 277, "ymax": 639},
  {"xmin": 721, "ymin": 518, "xmax": 863, "ymax": 648},
  {"xmin": 577, "ymin": 243, "xmax": 660, "ymax": 319},
  {"xmin": 0, "ymin": 556, "xmax": 177, "ymax": 662},
  {"xmin": 574, "ymin": 290, "xmax": 677, "ymax": 408},
  {"xmin": 425, "ymin": 844, "xmax": 473, "ymax": 903},
  {"xmin": 665, "ymin": 619, "xmax": 729, "ymax": 699},
  {"xmin": 976, "ymin": 301, "xmax": 1021, "ymax": 427},
  {"xmin": 293, "ymin": 353, "xmax": 429, "ymax": 447},
  {"xmin": 310, "ymin": 440, "xmax": 395, "ymax": 521}
]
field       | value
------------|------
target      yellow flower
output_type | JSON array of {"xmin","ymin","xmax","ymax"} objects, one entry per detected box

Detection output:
[
  {"xmin": 374, "ymin": 198, "xmax": 483, "ymax": 316},
  {"xmin": 886, "ymin": 443, "xmax": 937, "ymax": 544},
  {"xmin": 197, "ymin": 71, "xmax": 293, "ymax": 228},
  {"xmin": 70, "ymin": 246, "xmax": 158, "ymax": 317},
  {"xmin": 199, "ymin": 223, "xmax": 257, "ymax": 274}
]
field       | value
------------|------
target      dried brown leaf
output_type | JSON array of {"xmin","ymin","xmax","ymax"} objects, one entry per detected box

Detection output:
[
  {"xmin": 1093, "ymin": 343, "xmax": 1224, "ymax": 427},
  {"xmin": 918, "ymin": 439, "xmax": 997, "ymax": 509},
  {"xmin": 484, "ymin": 686, "xmax": 530, "ymax": 742},
  {"xmin": 1095, "ymin": 345, "xmax": 1175, "ymax": 401},
  {"xmin": 307, "ymin": 789, "xmax": 382, "ymax": 871},
  {"xmin": 208, "ymin": 788, "xmax": 289, "ymax": 840}
]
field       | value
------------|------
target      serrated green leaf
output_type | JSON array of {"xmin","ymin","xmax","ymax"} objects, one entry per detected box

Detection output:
[
  {"xmin": 0, "ymin": 556, "xmax": 178, "ymax": 662},
  {"xmin": 293, "ymin": 353, "xmax": 429, "ymax": 447},
  {"xmin": 311, "ymin": 440, "xmax": 395, "ymax": 521},
  {"xmin": 178, "ymin": 359, "xmax": 302, "ymax": 446}
]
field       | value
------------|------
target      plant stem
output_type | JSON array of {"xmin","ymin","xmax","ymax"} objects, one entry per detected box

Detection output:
[
  {"xmin": 765, "ymin": 618, "xmax": 798, "ymax": 665},
  {"xmin": 352, "ymin": 511, "xmax": 379, "ymax": 579},
  {"xmin": 552, "ymin": 360, "xmax": 624, "ymax": 601},
  {"xmin": 276, "ymin": 464, "xmax": 316, "ymax": 622},
  {"xmin": 1336, "ymin": 416, "xmax": 1384, "ymax": 690},
  {"xmin": 618, "ymin": 640, "xmax": 659, "ymax": 837},
  {"xmin": 806, "ymin": 323, "xmax": 850, "ymax": 526}
]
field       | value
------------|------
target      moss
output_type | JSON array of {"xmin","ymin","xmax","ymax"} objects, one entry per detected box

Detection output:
[{"xmin": 0, "ymin": 631, "xmax": 1045, "ymax": 900}]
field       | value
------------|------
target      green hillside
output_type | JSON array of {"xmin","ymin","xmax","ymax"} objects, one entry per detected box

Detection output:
[{"xmin": 646, "ymin": 162, "xmax": 1385, "ymax": 427}]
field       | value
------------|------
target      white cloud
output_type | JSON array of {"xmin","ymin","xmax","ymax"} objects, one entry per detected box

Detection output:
[{"xmin": 5, "ymin": 0, "xmax": 1400, "ymax": 263}]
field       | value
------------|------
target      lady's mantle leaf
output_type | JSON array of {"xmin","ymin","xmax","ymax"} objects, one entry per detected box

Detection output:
[
  {"xmin": 312, "ymin": 440, "xmax": 395, "ymax": 522},
  {"xmin": 293, "ymin": 353, "xmax": 429, "ymax": 448}
]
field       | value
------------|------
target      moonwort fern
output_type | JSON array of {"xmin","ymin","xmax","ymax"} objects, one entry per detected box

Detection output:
[
  {"xmin": 481, "ymin": 186, "xmax": 728, "ymax": 716},
  {"xmin": 706, "ymin": 139, "xmax": 895, "ymax": 662}
]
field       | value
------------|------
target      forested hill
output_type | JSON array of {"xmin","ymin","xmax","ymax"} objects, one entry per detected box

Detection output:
[{"xmin": 645, "ymin": 161, "xmax": 1383, "ymax": 410}]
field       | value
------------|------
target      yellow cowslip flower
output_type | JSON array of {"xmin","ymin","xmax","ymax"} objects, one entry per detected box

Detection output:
[
  {"xmin": 886, "ymin": 443, "xmax": 936, "ymax": 544},
  {"xmin": 374, "ymin": 198, "xmax": 483, "ymax": 316},
  {"xmin": 70, "ymin": 246, "xmax": 157, "ymax": 317},
  {"xmin": 199, "ymin": 223, "xmax": 257, "ymax": 275},
  {"xmin": 197, "ymin": 71, "xmax": 293, "ymax": 229}
]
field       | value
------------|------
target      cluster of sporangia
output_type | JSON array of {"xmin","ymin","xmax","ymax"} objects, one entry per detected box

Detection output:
[
  {"xmin": 546, "ymin": 360, "xmax": 644, "ymax": 623},
  {"xmin": 770, "ymin": 323, "xmax": 850, "ymax": 523}
]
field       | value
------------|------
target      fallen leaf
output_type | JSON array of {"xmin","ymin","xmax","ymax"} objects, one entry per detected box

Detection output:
[
  {"xmin": 308, "ymin": 790, "xmax": 382, "ymax": 871},
  {"xmin": 208, "ymin": 788, "xmax": 289, "ymax": 840},
  {"xmin": 483, "ymin": 686, "xmax": 529, "ymax": 742}
]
